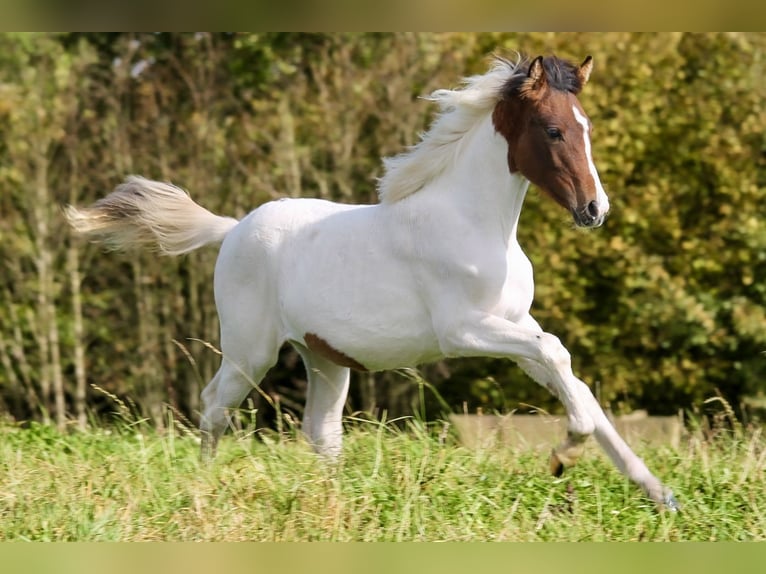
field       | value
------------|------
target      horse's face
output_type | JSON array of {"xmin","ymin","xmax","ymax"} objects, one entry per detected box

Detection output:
[{"xmin": 494, "ymin": 56, "xmax": 609, "ymax": 228}]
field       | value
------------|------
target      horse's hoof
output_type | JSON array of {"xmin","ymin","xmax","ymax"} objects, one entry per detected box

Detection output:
[
  {"xmin": 550, "ymin": 451, "xmax": 565, "ymax": 477},
  {"xmin": 663, "ymin": 492, "xmax": 681, "ymax": 512}
]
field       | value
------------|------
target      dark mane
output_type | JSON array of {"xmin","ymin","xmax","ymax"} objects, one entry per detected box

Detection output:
[{"xmin": 502, "ymin": 55, "xmax": 584, "ymax": 96}]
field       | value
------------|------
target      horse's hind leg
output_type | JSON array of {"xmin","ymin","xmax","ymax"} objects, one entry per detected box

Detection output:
[
  {"xmin": 200, "ymin": 232, "xmax": 283, "ymax": 461},
  {"xmin": 199, "ymin": 362, "xmax": 255, "ymax": 461},
  {"xmin": 294, "ymin": 347, "xmax": 351, "ymax": 460},
  {"xmin": 199, "ymin": 345, "xmax": 279, "ymax": 461}
]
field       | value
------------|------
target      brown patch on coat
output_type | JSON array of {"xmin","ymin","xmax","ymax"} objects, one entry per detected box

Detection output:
[
  {"xmin": 491, "ymin": 97, "xmax": 522, "ymax": 173},
  {"xmin": 304, "ymin": 333, "xmax": 368, "ymax": 371}
]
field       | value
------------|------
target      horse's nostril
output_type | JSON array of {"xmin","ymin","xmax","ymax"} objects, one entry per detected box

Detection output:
[{"xmin": 587, "ymin": 200, "xmax": 599, "ymax": 218}]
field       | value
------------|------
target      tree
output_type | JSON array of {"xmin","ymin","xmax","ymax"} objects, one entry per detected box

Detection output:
[{"xmin": 1, "ymin": 32, "xmax": 764, "ymax": 429}]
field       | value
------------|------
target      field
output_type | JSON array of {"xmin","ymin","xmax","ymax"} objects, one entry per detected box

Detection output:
[{"xmin": 1, "ymin": 412, "xmax": 764, "ymax": 542}]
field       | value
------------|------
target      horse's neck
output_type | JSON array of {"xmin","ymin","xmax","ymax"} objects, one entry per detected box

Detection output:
[{"xmin": 426, "ymin": 113, "xmax": 530, "ymax": 243}]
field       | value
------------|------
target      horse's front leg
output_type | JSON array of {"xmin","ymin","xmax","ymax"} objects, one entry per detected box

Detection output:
[
  {"xmin": 439, "ymin": 312, "xmax": 597, "ymax": 457},
  {"xmin": 437, "ymin": 311, "xmax": 679, "ymax": 510},
  {"xmin": 513, "ymin": 354, "xmax": 592, "ymax": 476}
]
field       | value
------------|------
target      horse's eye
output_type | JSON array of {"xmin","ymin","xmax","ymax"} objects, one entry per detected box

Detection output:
[{"xmin": 546, "ymin": 127, "xmax": 563, "ymax": 140}]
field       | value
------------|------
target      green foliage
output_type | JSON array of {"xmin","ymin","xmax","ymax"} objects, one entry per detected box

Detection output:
[{"xmin": 0, "ymin": 33, "xmax": 764, "ymax": 425}]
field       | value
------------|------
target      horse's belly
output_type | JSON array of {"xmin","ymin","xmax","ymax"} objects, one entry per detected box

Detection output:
[
  {"xmin": 328, "ymin": 331, "xmax": 444, "ymax": 372},
  {"xmin": 283, "ymin": 284, "xmax": 442, "ymax": 371},
  {"xmin": 294, "ymin": 321, "xmax": 443, "ymax": 372}
]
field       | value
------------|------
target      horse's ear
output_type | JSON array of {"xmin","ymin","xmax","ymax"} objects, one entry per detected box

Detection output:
[
  {"xmin": 577, "ymin": 55, "xmax": 593, "ymax": 88},
  {"xmin": 522, "ymin": 55, "xmax": 547, "ymax": 97},
  {"xmin": 528, "ymin": 56, "xmax": 545, "ymax": 85}
]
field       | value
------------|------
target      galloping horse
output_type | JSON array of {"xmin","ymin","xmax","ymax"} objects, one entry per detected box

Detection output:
[{"xmin": 66, "ymin": 55, "xmax": 679, "ymax": 510}]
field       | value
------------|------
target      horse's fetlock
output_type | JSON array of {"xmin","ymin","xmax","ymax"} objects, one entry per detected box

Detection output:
[{"xmin": 568, "ymin": 414, "xmax": 595, "ymax": 438}]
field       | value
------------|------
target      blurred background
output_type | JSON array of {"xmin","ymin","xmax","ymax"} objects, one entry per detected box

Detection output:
[{"xmin": 0, "ymin": 32, "xmax": 764, "ymax": 432}]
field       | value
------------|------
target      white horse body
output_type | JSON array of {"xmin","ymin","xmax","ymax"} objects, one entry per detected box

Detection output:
[
  {"xmin": 219, "ymin": 198, "xmax": 440, "ymax": 371},
  {"xmin": 66, "ymin": 55, "xmax": 678, "ymax": 510},
  {"xmin": 220, "ymin": 113, "xmax": 532, "ymax": 373}
]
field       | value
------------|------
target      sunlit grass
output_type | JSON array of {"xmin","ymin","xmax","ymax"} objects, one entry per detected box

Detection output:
[{"xmin": 0, "ymin": 414, "xmax": 764, "ymax": 541}]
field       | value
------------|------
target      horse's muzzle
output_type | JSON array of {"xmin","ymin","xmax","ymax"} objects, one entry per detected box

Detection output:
[{"xmin": 572, "ymin": 200, "xmax": 607, "ymax": 228}]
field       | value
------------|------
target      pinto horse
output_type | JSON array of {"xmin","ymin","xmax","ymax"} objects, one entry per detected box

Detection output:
[{"xmin": 66, "ymin": 55, "xmax": 679, "ymax": 510}]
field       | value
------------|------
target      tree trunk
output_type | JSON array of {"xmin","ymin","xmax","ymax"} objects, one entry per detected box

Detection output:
[
  {"xmin": 33, "ymin": 157, "xmax": 66, "ymax": 429},
  {"xmin": 68, "ymin": 244, "xmax": 88, "ymax": 430},
  {"xmin": 160, "ymin": 276, "xmax": 179, "ymax": 413},
  {"xmin": 279, "ymin": 97, "xmax": 303, "ymax": 198},
  {"xmin": 4, "ymin": 291, "xmax": 39, "ymax": 412},
  {"xmin": 0, "ymin": 327, "xmax": 21, "ymax": 417},
  {"xmin": 131, "ymin": 259, "xmax": 165, "ymax": 430}
]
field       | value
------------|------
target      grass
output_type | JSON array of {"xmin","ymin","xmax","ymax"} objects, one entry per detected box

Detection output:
[{"xmin": 0, "ymin": 412, "xmax": 765, "ymax": 541}]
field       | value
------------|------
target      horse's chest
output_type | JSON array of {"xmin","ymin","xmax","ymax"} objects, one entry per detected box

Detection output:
[{"xmin": 496, "ymin": 247, "xmax": 535, "ymax": 321}]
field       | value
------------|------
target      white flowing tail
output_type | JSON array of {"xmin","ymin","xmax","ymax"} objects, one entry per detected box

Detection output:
[{"xmin": 65, "ymin": 176, "xmax": 239, "ymax": 256}]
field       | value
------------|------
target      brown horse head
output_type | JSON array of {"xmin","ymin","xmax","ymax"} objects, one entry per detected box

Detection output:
[{"xmin": 493, "ymin": 55, "xmax": 609, "ymax": 228}]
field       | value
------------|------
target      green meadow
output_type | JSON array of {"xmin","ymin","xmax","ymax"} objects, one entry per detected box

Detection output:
[{"xmin": 1, "ymin": 413, "xmax": 763, "ymax": 542}]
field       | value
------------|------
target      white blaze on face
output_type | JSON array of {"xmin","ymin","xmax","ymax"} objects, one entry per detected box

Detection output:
[{"xmin": 572, "ymin": 105, "xmax": 609, "ymax": 216}]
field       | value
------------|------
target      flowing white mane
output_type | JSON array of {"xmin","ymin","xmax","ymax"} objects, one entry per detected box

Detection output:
[{"xmin": 377, "ymin": 57, "xmax": 524, "ymax": 204}]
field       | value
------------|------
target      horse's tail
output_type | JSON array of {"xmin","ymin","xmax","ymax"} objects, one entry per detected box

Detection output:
[{"xmin": 64, "ymin": 176, "xmax": 239, "ymax": 256}]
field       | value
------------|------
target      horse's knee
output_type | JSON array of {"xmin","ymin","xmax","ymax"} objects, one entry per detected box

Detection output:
[{"xmin": 538, "ymin": 333, "xmax": 571, "ymax": 371}]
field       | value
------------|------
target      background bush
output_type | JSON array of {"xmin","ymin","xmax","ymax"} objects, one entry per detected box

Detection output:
[{"xmin": 0, "ymin": 32, "xmax": 764, "ymax": 429}]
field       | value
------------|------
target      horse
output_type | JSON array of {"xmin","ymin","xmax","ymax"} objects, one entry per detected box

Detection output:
[{"xmin": 65, "ymin": 54, "xmax": 679, "ymax": 511}]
